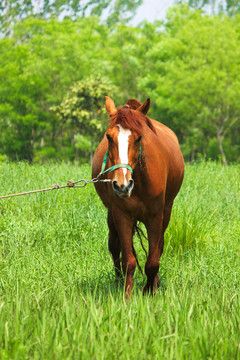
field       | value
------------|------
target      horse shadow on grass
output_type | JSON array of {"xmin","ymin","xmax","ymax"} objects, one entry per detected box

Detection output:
[{"xmin": 76, "ymin": 268, "xmax": 167, "ymax": 298}]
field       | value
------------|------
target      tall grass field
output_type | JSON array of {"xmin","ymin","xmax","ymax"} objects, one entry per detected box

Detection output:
[{"xmin": 0, "ymin": 161, "xmax": 239, "ymax": 359}]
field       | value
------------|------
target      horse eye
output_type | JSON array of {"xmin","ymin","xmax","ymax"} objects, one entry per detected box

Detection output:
[
  {"xmin": 135, "ymin": 136, "xmax": 142, "ymax": 144},
  {"xmin": 106, "ymin": 134, "xmax": 113, "ymax": 143}
]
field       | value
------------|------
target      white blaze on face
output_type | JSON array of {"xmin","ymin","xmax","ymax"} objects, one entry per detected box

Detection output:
[{"xmin": 117, "ymin": 124, "xmax": 131, "ymax": 186}]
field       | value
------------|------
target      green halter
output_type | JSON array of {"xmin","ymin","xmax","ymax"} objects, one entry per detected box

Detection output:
[{"xmin": 98, "ymin": 144, "xmax": 141, "ymax": 178}]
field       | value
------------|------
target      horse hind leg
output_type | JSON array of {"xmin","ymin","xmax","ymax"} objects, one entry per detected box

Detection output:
[
  {"xmin": 154, "ymin": 203, "xmax": 174, "ymax": 289},
  {"xmin": 132, "ymin": 222, "xmax": 144, "ymax": 276},
  {"xmin": 107, "ymin": 211, "xmax": 122, "ymax": 281},
  {"xmin": 143, "ymin": 213, "xmax": 163, "ymax": 294}
]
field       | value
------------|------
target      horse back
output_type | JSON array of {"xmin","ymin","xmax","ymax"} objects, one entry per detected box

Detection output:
[{"xmin": 151, "ymin": 119, "xmax": 179, "ymax": 146}]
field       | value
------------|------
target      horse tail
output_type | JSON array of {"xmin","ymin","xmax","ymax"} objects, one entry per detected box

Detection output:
[{"xmin": 132, "ymin": 222, "xmax": 148, "ymax": 275}]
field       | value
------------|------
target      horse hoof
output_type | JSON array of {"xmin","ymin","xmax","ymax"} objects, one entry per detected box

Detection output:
[
  {"xmin": 143, "ymin": 285, "xmax": 149, "ymax": 295},
  {"xmin": 125, "ymin": 285, "xmax": 132, "ymax": 301},
  {"xmin": 143, "ymin": 285, "xmax": 155, "ymax": 296},
  {"xmin": 154, "ymin": 274, "xmax": 160, "ymax": 288}
]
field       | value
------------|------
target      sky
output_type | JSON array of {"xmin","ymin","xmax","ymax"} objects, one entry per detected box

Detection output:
[{"xmin": 131, "ymin": 0, "xmax": 175, "ymax": 25}]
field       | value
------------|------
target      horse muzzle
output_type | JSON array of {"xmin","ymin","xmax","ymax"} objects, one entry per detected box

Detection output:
[{"xmin": 112, "ymin": 179, "xmax": 134, "ymax": 199}]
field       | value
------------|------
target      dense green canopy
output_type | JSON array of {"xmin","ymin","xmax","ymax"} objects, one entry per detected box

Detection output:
[{"xmin": 0, "ymin": 4, "xmax": 239, "ymax": 164}]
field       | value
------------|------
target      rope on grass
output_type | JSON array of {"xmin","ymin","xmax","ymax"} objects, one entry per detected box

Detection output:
[{"xmin": 0, "ymin": 177, "xmax": 112, "ymax": 199}]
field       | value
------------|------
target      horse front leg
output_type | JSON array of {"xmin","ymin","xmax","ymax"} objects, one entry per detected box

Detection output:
[
  {"xmin": 112, "ymin": 208, "xmax": 136, "ymax": 299},
  {"xmin": 143, "ymin": 212, "xmax": 164, "ymax": 295},
  {"xmin": 107, "ymin": 210, "xmax": 122, "ymax": 281}
]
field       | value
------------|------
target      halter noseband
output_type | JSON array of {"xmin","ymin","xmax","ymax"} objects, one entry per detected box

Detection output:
[{"xmin": 97, "ymin": 144, "xmax": 141, "ymax": 178}]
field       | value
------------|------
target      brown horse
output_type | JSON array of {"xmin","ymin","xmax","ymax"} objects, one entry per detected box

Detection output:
[{"xmin": 92, "ymin": 97, "xmax": 184, "ymax": 297}]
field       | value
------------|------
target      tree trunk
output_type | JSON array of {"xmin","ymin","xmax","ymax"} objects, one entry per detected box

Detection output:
[{"xmin": 217, "ymin": 130, "xmax": 228, "ymax": 166}]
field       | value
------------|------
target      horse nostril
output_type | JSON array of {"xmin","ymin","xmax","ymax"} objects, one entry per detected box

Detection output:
[
  {"xmin": 113, "ymin": 181, "xmax": 121, "ymax": 193},
  {"xmin": 127, "ymin": 179, "xmax": 134, "ymax": 191},
  {"xmin": 128, "ymin": 179, "xmax": 134, "ymax": 187},
  {"xmin": 113, "ymin": 181, "xmax": 126, "ymax": 193},
  {"xmin": 113, "ymin": 180, "xmax": 117, "ymax": 189}
]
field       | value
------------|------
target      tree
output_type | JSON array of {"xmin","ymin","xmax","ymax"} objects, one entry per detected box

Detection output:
[
  {"xmin": 52, "ymin": 75, "xmax": 116, "ymax": 161},
  {"xmin": 0, "ymin": 16, "xmax": 111, "ymax": 161},
  {"xmin": 0, "ymin": 0, "xmax": 142, "ymax": 35},
  {"xmin": 178, "ymin": 0, "xmax": 240, "ymax": 16},
  {"xmin": 1, "ymin": 4, "xmax": 239, "ymax": 164},
  {"xmin": 0, "ymin": 35, "xmax": 44, "ymax": 162},
  {"xmin": 0, "ymin": 15, "xmax": 150, "ymax": 162},
  {"xmin": 104, "ymin": 0, "xmax": 143, "ymax": 27},
  {"xmin": 141, "ymin": 5, "xmax": 240, "ymax": 164},
  {"xmin": 106, "ymin": 21, "xmax": 162, "ymax": 104}
]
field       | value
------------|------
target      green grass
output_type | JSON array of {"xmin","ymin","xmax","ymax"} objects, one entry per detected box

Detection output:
[{"xmin": 0, "ymin": 161, "xmax": 239, "ymax": 359}]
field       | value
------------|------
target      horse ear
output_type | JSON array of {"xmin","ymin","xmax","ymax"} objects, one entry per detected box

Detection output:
[
  {"xmin": 136, "ymin": 98, "xmax": 150, "ymax": 115},
  {"xmin": 105, "ymin": 96, "xmax": 117, "ymax": 116},
  {"xmin": 127, "ymin": 99, "xmax": 142, "ymax": 110}
]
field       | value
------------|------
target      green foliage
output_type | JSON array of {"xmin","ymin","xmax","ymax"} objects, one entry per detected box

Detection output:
[
  {"xmin": 0, "ymin": 162, "xmax": 239, "ymax": 358},
  {"xmin": 105, "ymin": 0, "xmax": 143, "ymax": 27},
  {"xmin": 52, "ymin": 74, "xmax": 116, "ymax": 161},
  {"xmin": 141, "ymin": 5, "xmax": 240, "ymax": 164},
  {"xmin": 53, "ymin": 74, "xmax": 115, "ymax": 138},
  {"xmin": 0, "ymin": 0, "xmax": 143, "ymax": 35},
  {"xmin": 0, "ymin": 17, "xmax": 111, "ymax": 162},
  {"xmin": 184, "ymin": 0, "xmax": 240, "ymax": 16},
  {"xmin": 0, "ymin": 5, "xmax": 239, "ymax": 163}
]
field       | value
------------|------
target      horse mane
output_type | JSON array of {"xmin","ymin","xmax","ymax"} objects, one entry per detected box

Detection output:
[{"xmin": 108, "ymin": 106, "xmax": 156, "ymax": 135}]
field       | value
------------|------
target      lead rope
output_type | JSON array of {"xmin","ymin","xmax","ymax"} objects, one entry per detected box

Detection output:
[
  {"xmin": 0, "ymin": 178, "xmax": 110, "ymax": 199},
  {"xmin": 0, "ymin": 144, "xmax": 141, "ymax": 200}
]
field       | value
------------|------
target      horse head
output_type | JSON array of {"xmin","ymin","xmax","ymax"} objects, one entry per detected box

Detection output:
[{"xmin": 105, "ymin": 96, "xmax": 151, "ymax": 199}]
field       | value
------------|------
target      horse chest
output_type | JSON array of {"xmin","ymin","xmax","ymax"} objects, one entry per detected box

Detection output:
[{"xmin": 109, "ymin": 189, "xmax": 165, "ymax": 223}]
